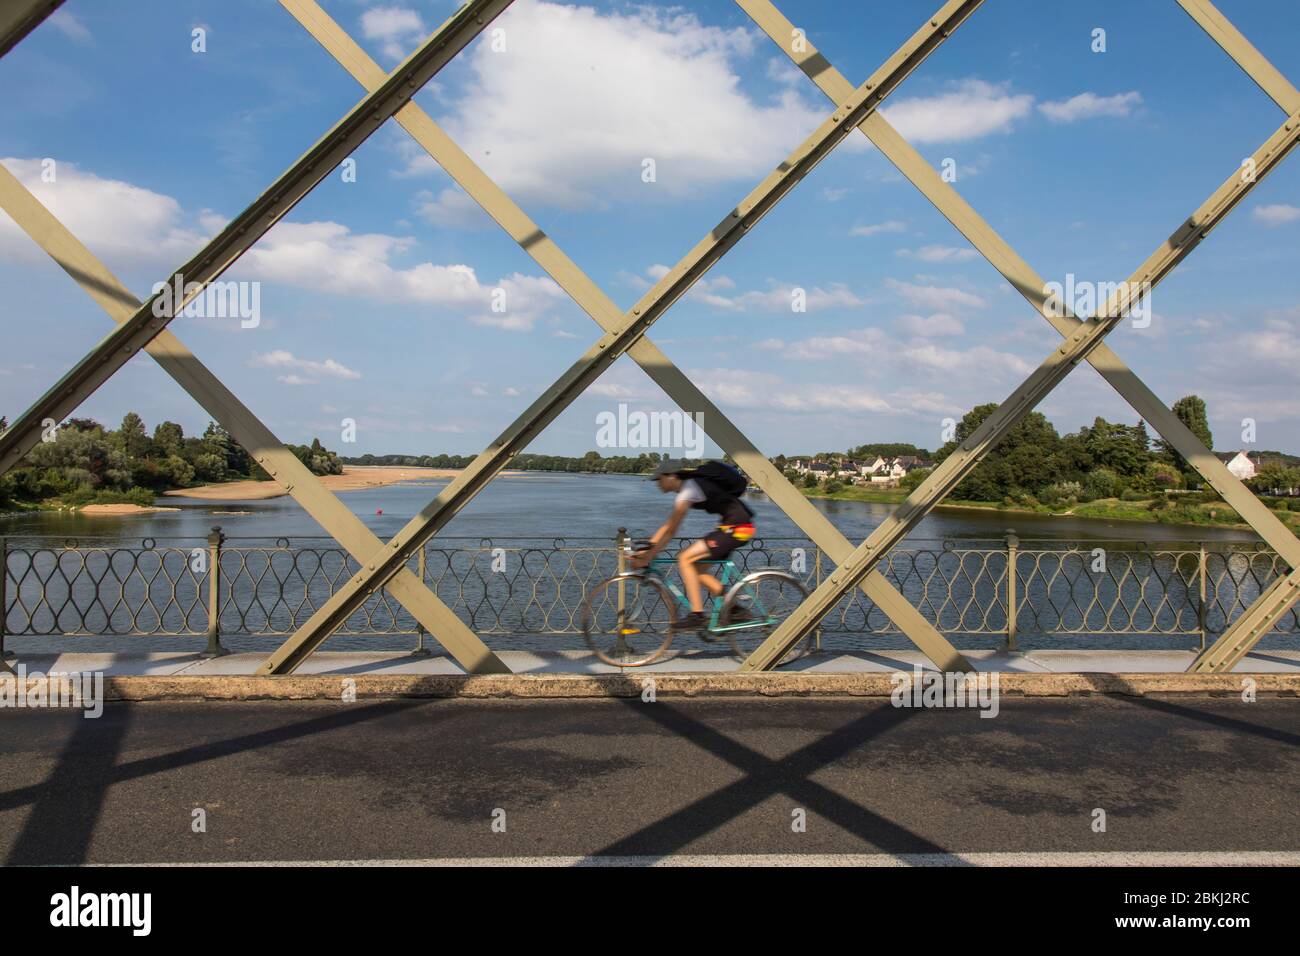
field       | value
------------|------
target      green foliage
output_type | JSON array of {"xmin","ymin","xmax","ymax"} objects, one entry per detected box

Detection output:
[
  {"xmin": 1145, "ymin": 461, "xmax": 1183, "ymax": 490},
  {"xmin": 58, "ymin": 486, "xmax": 157, "ymax": 508},
  {"xmin": 1039, "ymin": 481, "xmax": 1084, "ymax": 508},
  {"xmin": 899, "ymin": 467, "xmax": 930, "ymax": 492},
  {"xmin": 1248, "ymin": 464, "xmax": 1300, "ymax": 496},
  {"xmin": 289, "ymin": 437, "xmax": 343, "ymax": 477},
  {"xmin": 933, "ymin": 404, "xmax": 1068, "ymax": 501},
  {"xmin": 0, "ymin": 412, "xmax": 344, "ymax": 506},
  {"xmin": 1061, "ymin": 418, "xmax": 1152, "ymax": 479},
  {"xmin": 1156, "ymin": 395, "xmax": 1212, "ymax": 476},
  {"xmin": 846, "ymin": 442, "xmax": 932, "ymax": 460},
  {"xmin": 1080, "ymin": 467, "xmax": 1122, "ymax": 502},
  {"xmin": 823, "ymin": 479, "xmax": 844, "ymax": 494},
  {"xmin": 343, "ymin": 451, "xmax": 676, "ymax": 476}
]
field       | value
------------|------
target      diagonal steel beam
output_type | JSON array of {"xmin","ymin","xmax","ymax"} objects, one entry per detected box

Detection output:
[
  {"xmin": 1189, "ymin": 566, "xmax": 1300, "ymax": 673},
  {"xmin": 257, "ymin": 0, "xmax": 987, "ymax": 675},
  {"xmin": 1176, "ymin": 0, "xmax": 1300, "ymax": 113},
  {"xmin": 1174, "ymin": 0, "xmax": 1300, "ymax": 671},
  {"xmin": 741, "ymin": 110, "xmax": 1300, "ymax": 670},
  {"xmin": 0, "ymin": 161, "xmax": 510, "ymax": 674},
  {"xmin": 741, "ymin": 0, "xmax": 1300, "ymax": 569},
  {"xmin": 279, "ymin": 0, "xmax": 972, "ymax": 669},
  {"xmin": 0, "ymin": 0, "xmax": 515, "ymax": 478},
  {"xmin": 0, "ymin": 0, "xmax": 64, "ymax": 59},
  {"xmin": 744, "ymin": 0, "xmax": 1300, "ymax": 672}
]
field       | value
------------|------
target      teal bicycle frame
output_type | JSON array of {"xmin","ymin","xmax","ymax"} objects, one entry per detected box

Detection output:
[{"xmin": 641, "ymin": 554, "xmax": 775, "ymax": 634}]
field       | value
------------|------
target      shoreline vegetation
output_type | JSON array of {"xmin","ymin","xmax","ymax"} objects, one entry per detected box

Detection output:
[
  {"xmin": 4, "ymin": 398, "xmax": 1298, "ymax": 532},
  {"xmin": 795, "ymin": 484, "xmax": 1300, "ymax": 533}
]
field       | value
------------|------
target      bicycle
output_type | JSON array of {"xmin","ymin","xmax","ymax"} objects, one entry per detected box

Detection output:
[{"xmin": 580, "ymin": 534, "xmax": 814, "ymax": 667}]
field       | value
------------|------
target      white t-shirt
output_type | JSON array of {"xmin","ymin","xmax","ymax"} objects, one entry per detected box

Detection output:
[{"xmin": 675, "ymin": 479, "xmax": 706, "ymax": 508}]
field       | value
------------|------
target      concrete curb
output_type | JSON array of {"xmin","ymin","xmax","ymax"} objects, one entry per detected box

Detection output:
[{"xmin": 4, "ymin": 672, "xmax": 1298, "ymax": 701}]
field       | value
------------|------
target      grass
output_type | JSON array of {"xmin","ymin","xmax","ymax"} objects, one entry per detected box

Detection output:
[{"xmin": 798, "ymin": 486, "xmax": 1300, "ymax": 532}]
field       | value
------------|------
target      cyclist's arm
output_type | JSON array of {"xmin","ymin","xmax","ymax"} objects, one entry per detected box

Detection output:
[{"xmin": 647, "ymin": 499, "xmax": 692, "ymax": 557}]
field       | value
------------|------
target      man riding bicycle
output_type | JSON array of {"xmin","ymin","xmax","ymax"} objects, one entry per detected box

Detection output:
[{"xmin": 632, "ymin": 459, "xmax": 756, "ymax": 631}]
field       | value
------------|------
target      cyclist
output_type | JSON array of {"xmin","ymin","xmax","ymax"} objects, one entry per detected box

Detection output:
[{"xmin": 632, "ymin": 459, "xmax": 755, "ymax": 631}]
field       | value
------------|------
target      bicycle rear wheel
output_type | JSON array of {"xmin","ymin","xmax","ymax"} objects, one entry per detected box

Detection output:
[
  {"xmin": 581, "ymin": 573, "xmax": 677, "ymax": 667},
  {"xmin": 719, "ymin": 570, "xmax": 813, "ymax": 665}
]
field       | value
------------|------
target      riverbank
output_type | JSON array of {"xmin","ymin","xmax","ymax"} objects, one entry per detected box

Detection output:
[
  {"xmin": 79, "ymin": 503, "xmax": 182, "ymax": 516},
  {"xmin": 802, "ymin": 485, "xmax": 1300, "ymax": 532},
  {"xmin": 163, "ymin": 465, "xmax": 469, "ymax": 501}
]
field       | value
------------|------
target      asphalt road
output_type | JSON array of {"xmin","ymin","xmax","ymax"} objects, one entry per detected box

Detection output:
[{"xmin": 1, "ymin": 696, "xmax": 1298, "ymax": 864}]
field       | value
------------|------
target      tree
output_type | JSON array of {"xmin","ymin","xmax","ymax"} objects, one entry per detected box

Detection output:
[
  {"xmin": 933, "ymin": 403, "xmax": 1066, "ymax": 501},
  {"xmin": 117, "ymin": 412, "xmax": 150, "ymax": 459},
  {"xmin": 1157, "ymin": 395, "xmax": 1213, "ymax": 480},
  {"xmin": 153, "ymin": 421, "xmax": 185, "ymax": 456},
  {"xmin": 1061, "ymin": 417, "xmax": 1152, "ymax": 479}
]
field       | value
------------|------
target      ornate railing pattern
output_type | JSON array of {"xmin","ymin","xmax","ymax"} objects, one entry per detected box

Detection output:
[{"xmin": 1, "ymin": 533, "xmax": 1296, "ymax": 648}]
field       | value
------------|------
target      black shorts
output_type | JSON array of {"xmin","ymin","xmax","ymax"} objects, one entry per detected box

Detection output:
[{"xmin": 702, "ymin": 522, "xmax": 756, "ymax": 561}]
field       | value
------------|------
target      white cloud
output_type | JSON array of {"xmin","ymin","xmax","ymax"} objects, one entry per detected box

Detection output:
[
  {"xmin": 48, "ymin": 10, "xmax": 91, "ymax": 43},
  {"xmin": 688, "ymin": 368, "xmax": 894, "ymax": 414},
  {"xmin": 886, "ymin": 279, "xmax": 987, "ymax": 312},
  {"xmin": 881, "ymin": 80, "xmax": 1033, "ymax": 143},
  {"xmin": 1252, "ymin": 204, "xmax": 1300, "ymax": 227},
  {"xmin": 360, "ymin": 6, "xmax": 427, "ymax": 62},
  {"xmin": 405, "ymin": 1, "xmax": 828, "ymax": 214},
  {"xmin": 897, "ymin": 245, "xmax": 979, "ymax": 263},
  {"xmin": 896, "ymin": 313, "xmax": 965, "ymax": 337},
  {"xmin": 1038, "ymin": 91, "xmax": 1142, "ymax": 123},
  {"xmin": 621, "ymin": 266, "xmax": 863, "ymax": 312},
  {"xmin": 0, "ymin": 157, "xmax": 211, "ymax": 266},
  {"xmin": 235, "ymin": 220, "xmax": 565, "ymax": 331},
  {"xmin": 774, "ymin": 328, "xmax": 1032, "ymax": 381},
  {"xmin": 250, "ymin": 351, "xmax": 362, "ymax": 385},
  {"xmin": 851, "ymin": 220, "xmax": 907, "ymax": 238}
]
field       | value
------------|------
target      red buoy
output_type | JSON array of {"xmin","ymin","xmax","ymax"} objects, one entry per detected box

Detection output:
[{"xmin": 376, "ymin": 508, "xmax": 383, "ymax": 515}]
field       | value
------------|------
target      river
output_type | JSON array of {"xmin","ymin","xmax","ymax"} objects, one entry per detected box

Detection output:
[
  {"xmin": 3, "ymin": 474, "xmax": 1287, "ymax": 657},
  {"xmin": 0, "ymin": 472, "xmax": 1266, "ymax": 546}
]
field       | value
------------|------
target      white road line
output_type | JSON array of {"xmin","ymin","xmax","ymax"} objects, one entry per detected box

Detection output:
[{"xmin": 97, "ymin": 851, "xmax": 1300, "ymax": 867}]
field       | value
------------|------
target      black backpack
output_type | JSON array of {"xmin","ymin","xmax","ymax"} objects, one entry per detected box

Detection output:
[{"xmin": 680, "ymin": 461, "xmax": 750, "ymax": 517}]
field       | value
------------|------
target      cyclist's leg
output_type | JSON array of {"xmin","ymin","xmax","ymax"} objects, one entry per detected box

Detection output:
[{"xmin": 676, "ymin": 539, "xmax": 713, "ymax": 612}]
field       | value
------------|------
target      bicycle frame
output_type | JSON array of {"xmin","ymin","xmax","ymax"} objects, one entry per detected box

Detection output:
[{"xmin": 638, "ymin": 555, "xmax": 775, "ymax": 634}]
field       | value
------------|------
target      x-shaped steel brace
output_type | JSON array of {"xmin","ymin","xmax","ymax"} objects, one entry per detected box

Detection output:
[
  {"xmin": 741, "ymin": 0, "xmax": 1300, "ymax": 673},
  {"xmin": 274, "ymin": 0, "xmax": 977, "ymax": 674},
  {"xmin": 0, "ymin": 0, "xmax": 65, "ymax": 59},
  {"xmin": 257, "ymin": 0, "xmax": 988, "ymax": 675},
  {"xmin": 0, "ymin": 0, "xmax": 518, "ymax": 673},
  {"xmin": 739, "ymin": 0, "xmax": 1300, "ymax": 670}
]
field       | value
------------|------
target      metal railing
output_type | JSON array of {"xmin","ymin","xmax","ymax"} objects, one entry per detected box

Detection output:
[{"xmin": 2, "ymin": 530, "xmax": 1296, "ymax": 652}]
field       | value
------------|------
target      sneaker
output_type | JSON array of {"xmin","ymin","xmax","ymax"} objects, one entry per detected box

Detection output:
[
  {"xmin": 726, "ymin": 603, "xmax": 758, "ymax": 624},
  {"xmin": 671, "ymin": 611, "xmax": 707, "ymax": 632}
]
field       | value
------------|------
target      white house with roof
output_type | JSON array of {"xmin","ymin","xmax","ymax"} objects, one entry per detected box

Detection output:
[{"xmin": 1221, "ymin": 451, "xmax": 1258, "ymax": 481}]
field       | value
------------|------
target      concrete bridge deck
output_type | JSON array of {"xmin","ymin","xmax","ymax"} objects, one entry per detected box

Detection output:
[
  {"xmin": 2, "ymin": 695, "xmax": 1298, "ymax": 866},
  {"xmin": 9, "ymin": 648, "xmax": 1300, "ymax": 677}
]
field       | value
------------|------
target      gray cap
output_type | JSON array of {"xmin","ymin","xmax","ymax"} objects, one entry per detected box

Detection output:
[{"xmin": 648, "ymin": 459, "xmax": 687, "ymax": 480}]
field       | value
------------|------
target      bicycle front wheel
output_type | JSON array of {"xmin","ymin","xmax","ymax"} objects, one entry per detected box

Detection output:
[
  {"xmin": 581, "ymin": 573, "xmax": 677, "ymax": 667},
  {"xmin": 720, "ymin": 569, "xmax": 813, "ymax": 665}
]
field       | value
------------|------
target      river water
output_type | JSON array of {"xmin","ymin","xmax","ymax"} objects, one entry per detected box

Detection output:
[
  {"xmin": 3, "ymin": 474, "xmax": 1288, "ymax": 657},
  {"xmin": 0, "ymin": 472, "xmax": 1266, "ymax": 546}
]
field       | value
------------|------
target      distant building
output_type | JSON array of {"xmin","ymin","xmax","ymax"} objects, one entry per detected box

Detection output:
[{"xmin": 1218, "ymin": 450, "xmax": 1258, "ymax": 481}]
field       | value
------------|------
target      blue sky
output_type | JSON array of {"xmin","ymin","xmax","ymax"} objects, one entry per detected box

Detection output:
[{"xmin": 1, "ymin": 0, "xmax": 1298, "ymax": 460}]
